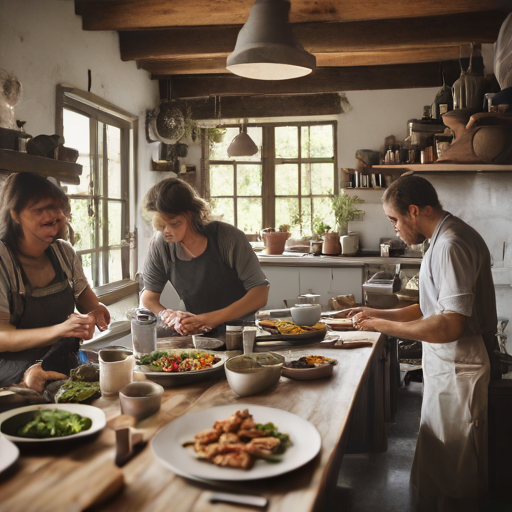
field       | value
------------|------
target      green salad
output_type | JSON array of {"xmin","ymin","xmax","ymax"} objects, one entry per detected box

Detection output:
[{"xmin": 17, "ymin": 409, "xmax": 92, "ymax": 438}]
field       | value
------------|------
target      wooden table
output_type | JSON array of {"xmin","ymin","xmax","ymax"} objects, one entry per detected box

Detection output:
[{"xmin": 0, "ymin": 331, "xmax": 387, "ymax": 512}]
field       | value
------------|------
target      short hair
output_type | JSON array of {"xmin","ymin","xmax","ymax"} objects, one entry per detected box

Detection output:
[
  {"xmin": 0, "ymin": 172, "xmax": 68, "ymax": 252},
  {"xmin": 382, "ymin": 175, "xmax": 442, "ymax": 215},
  {"xmin": 144, "ymin": 178, "xmax": 211, "ymax": 234}
]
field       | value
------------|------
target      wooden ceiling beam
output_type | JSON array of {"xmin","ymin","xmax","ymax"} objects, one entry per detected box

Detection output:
[
  {"xmin": 140, "ymin": 46, "xmax": 478, "ymax": 77},
  {"xmin": 76, "ymin": 0, "xmax": 509, "ymax": 31},
  {"xmin": 167, "ymin": 59, "xmax": 482, "ymax": 98},
  {"xmin": 119, "ymin": 10, "xmax": 505, "ymax": 62}
]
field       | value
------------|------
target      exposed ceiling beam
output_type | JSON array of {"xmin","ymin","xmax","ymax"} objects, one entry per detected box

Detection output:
[
  {"xmin": 140, "ymin": 46, "xmax": 478, "ymax": 77},
  {"xmin": 119, "ymin": 10, "xmax": 505, "ymax": 61},
  {"xmin": 76, "ymin": 0, "xmax": 509, "ymax": 31},
  {"xmin": 168, "ymin": 59, "xmax": 480, "ymax": 98}
]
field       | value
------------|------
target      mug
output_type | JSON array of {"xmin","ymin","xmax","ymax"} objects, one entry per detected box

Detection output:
[{"xmin": 99, "ymin": 348, "xmax": 134, "ymax": 397}]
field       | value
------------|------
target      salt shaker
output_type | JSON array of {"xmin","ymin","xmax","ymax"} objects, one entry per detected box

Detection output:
[{"xmin": 243, "ymin": 326, "xmax": 258, "ymax": 354}]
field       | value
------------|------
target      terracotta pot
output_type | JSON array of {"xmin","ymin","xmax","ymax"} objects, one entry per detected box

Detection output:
[
  {"xmin": 322, "ymin": 232, "xmax": 341, "ymax": 255},
  {"xmin": 262, "ymin": 232, "xmax": 291, "ymax": 255}
]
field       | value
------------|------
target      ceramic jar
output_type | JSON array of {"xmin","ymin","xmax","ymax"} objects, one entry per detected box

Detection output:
[{"xmin": 322, "ymin": 232, "xmax": 341, "ymax": 255}]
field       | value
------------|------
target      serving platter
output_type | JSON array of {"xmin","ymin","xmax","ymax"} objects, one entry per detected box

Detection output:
[
  {"xmin": 0, "ymin": 403, "xmax": 106, "ymax": 444},
  {"xmin": 152, "ymin": 403, "xmax": 321, "ymax": 481},
  {"xmin": 137, "ymin": 349, "xmax": 228, "ymax": 386}
]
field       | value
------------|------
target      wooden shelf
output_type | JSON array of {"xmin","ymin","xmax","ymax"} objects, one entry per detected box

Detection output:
[
  {"xmin": 0, "ymin": 148, "xmax": 82, "ymax": 184},
  {"xmin": 372, "ymin": 164, "xmax": 512, "ymax": 173}
]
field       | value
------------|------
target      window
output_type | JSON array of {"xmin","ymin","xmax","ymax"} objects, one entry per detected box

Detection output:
[
  {"xmin": 57, "ymin": 86, "xmax": 137, "ymax": 289},
  {"xmin": 207, "ymin": 122, "xmax": 337, "ymax": 235}
]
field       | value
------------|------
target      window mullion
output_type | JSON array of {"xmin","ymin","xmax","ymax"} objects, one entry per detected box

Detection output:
[
  {"xmin": 90, "ymin": 118, "xmax": 100, "ymax": 287},
  {"xmin": 102, "ymin": 123, "xmax": 109, "ymax": 284},
  {"xmin": 262, "ymin": 126, "xmax": 275, "ymax": 228},
  {"xmin": 233, "ymin": 163, "xmax": 238, "ymax": 228}
]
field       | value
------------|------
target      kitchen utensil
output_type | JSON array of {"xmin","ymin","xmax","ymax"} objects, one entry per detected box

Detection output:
[
  {"xmin": 151, "ymin": 403, "xmax": 321, "ymax": 481},
  {"xmin": 119, "ymin": 381, "xmax": 164, "ymax": 420},
  {"xmin": 99, "ymin": 348, "xmax": 134, "ymax": 397},
  {"xmin": 290, "ymin": 304, "xmax": 321, "ymax": 326},
  {"xmin": 225, "ymin": 352, "xmax": 284, "ymax": 397},
  {"xmin": 210, "ymin": 492, "xmax": 268, "ymax": 508},
  {"xmin": 131, "ymin": 308, "xmax": 157, "ymax": 357},
  {"xmin": 0, "ymin": 403, "xmax": 106, "ymax": 443}
]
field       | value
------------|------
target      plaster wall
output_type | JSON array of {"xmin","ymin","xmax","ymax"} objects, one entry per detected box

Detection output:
[{"xmin": 0, "ymin": 0, "xmax": 160, "ymax": 273}]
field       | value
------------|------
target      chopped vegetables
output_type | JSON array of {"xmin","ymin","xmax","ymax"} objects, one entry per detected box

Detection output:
[
  {"xmin": 136, "ymin": 350, "xmax": 221, "ymax": 373},
  {"xmin": 17, "ymin": 409, "xmax": 92, "ymax": 438},
  {"xmin": 284, "ymin": 355, "xmax": 338, "ymax": 369}
]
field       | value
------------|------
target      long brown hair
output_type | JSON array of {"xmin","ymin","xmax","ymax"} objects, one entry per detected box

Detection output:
[
  {"xmin": 0, "ymin": 172, "xmax": 68, "ymax": 252},
  {"xmin": 144, "ymin": 178, "xmax": 211, "ymax": 234}
]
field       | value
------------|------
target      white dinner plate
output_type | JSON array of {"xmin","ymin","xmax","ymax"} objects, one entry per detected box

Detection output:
[
  {"xmin": 0, "ymin": 436, "xmax": 19, "ymax": 473},
  {"xmin": 0, "ymin": 404, "xmax": 106, "ymax": 443},
  {"xmin": 137, "ymin": 349, "xmax": 227, "ymax": 382},
  {"xmin": 151, "ymin": 403, "xmax": 321, "ymax": 481}
]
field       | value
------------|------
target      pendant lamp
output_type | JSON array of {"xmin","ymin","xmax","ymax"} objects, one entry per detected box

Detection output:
[
  {"xmin": 227, "ymin": 124, "xmax": 258, "ymax": 158},
  {"xmin": 226, "ymin": 0, "xmax": 316, "ymax": 81}
]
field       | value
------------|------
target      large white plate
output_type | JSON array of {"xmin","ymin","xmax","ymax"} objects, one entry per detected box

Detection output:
[
  {"xmin": 151, "ymin": 403, "xmax": 321, "ymax": 481},
  {"xmin": 0, "ymin": 436, "xmax": 19, "ymax": 473},
  {"xmin": 0, "ymin": 404, "xmax": 106, "ymax": 444},
  {"xmin": 137, "ymin": 349, "xmax": 227, "ymax": 382}
]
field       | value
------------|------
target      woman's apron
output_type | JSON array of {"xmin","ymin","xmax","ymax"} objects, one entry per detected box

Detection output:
[
  {"xmin": 0, "ymin": 247, "xmax": 78, "ymax": 387},
  {"xmin": 411, "ymin": 216, "xmax": 489, "ymax": 512}
]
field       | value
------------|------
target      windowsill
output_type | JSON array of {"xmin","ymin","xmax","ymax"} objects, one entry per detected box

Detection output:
[{"xmin": 93, "ymin": 279, "xmax": 139, "ymax": 306}]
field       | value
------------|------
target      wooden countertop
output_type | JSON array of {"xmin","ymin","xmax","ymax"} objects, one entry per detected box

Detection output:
[
  {"xmin": 0, "ymin": 332, "xmax": 385, "ymax": 512},
  {"xmin": 257, "ymin": 253, "xmax": 422, "ymax": 267}
]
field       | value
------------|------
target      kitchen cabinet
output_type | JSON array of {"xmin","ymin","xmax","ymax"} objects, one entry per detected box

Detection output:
[{"xmin": 263, "ymin": 265, "xmax": 363, "ymax": 310}]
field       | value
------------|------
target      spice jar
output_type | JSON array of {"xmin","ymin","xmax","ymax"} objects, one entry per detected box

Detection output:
[{"xmin": 225, "ymin": 324, "xmax": 243, "ymax": 356}]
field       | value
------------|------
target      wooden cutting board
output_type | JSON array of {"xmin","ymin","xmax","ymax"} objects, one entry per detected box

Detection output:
[{"xmin": 321, "ymin": 318, "xmax": 355, "ymax": 331}]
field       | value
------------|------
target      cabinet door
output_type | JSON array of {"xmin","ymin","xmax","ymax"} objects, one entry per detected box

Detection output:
[
  {"xmin": 298, "ymin": 267, "xmax": 363, "ymax": 305},
  {"xmin": 262, "ymin": 266, "xmax": 300, "ymax": 309}
]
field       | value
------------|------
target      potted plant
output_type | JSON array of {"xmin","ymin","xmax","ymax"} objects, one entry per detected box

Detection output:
[
  {"xmin": 330, "ymin": 190, "xmax": 365, "ymax": 236},
  {"xmin": 261, "ymin": 225, "xmax": 291, "ymax": 255}
]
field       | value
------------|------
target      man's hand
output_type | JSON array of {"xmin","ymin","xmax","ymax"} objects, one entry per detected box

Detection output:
[
  {"xmin": 336, "ymin": 307, "xmax": 371, "ymax": 318},
  {"xmin": 89, "ymin": 303, "xmax": 110, "ymax": 331},
  {"xmin": 353, "ymin": 312, "xmax": 380, "ymax": 332},
  {"xmin": 179, "ymin": 313, "xmax": 214, "ymax": 336},
  {"xmin": 56, "ymin": 313, "xmax": 95, "ymax": 340},
  {"xmin": 20, "ymin": 363, "xmax": 68, "ymax": 393}
]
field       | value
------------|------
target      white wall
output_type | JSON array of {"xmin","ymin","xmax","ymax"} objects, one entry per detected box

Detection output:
[{"xmin": 0, "ymin": 0, "xmax": 160, "ymax": 272}]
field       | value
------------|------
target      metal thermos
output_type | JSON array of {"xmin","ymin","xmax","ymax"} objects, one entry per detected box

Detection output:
[{"xmin": 131, "ymin": 308, "xmax": 157, "ymax": 357}]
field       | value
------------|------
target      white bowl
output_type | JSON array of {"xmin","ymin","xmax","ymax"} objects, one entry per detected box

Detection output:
[
  {"xmin": 290, "ymin": 304, "xmax": 321, "ymax": 326},
  {"xmin": 119, "ymin": 381, "xmax": 164, "ymax": 420}
]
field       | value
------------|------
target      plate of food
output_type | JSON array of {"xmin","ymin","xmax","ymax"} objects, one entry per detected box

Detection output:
[
  {"xmin": 282, "ymin": 355, "xmax": 338, "ymax": 381},
  {"xmin": 152, "ymin": 404, "xmax": 321, "ymax": 481},
  {"xmin": 0, "ymin": 403, "xmax": 106, "ymax": 443},
  {"xmin": 320, "ymin": 318, "xmax": 355, "ymax": 331},
  {"xmin": 136, "ymin": 349, "xmax": 228, "ymax": 384},
  {"xmin": 0, "ymin": 436, "xmax": 19, "ymax": 474},
  {"xmin": 256, "ymin": 319, "xmax": 327, "ymax": 344}
]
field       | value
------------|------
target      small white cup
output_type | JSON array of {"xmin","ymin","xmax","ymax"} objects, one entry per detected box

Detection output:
[
  {"xmin": 290, "ymin": 304, "xmax": 321, "ymax": 326},
  {"xmin": 99, "ymin": 349, "xmax": 134, "ymax": 397}
]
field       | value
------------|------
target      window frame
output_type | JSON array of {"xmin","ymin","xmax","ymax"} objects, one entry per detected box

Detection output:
[
  {"xmin": 56, "ymin": 85, "xmax": 138, "ymax": 300},
  {"xmin": 204, "ymin": 120, "xmax": 338, "ymax": 233}
]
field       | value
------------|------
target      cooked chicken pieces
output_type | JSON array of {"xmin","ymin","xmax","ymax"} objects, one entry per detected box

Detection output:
[{"xmin": 188, "ymin": 409, "xmax": 287, "ymax": 470}]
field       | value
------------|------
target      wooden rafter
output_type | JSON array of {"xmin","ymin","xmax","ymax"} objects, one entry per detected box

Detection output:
[
  {"xmin": 119, "ymin": 11, "xmax": 505, "ymax": 62},
  {"xmin": 76, "ymin": 0, "xmax": 509, "ymax": 30}
]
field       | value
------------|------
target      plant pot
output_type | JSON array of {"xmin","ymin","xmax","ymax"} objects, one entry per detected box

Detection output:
[
  {"xmin": 322, "ymin": 232, "xmax": 341, "ymax": 256},
  {"xmin": 262, "ymin": 232, "xmax": 291, "ymax": 255}
]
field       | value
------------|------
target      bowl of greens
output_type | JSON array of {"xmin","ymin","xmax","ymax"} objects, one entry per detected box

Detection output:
[{"xmin": 0, "ymin": 404, "xmax": 106, "ymax": 443}]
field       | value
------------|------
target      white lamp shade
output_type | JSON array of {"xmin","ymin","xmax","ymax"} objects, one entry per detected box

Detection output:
[{"xmin": 226, "ymin": 0, "xmax": 316, "ymax": 80}]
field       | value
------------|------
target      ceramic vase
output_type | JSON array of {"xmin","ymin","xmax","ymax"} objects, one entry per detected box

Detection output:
[
  {"xmin": 322, "ymin": 232, "xmax": 341, "ymax": 255},
  {"xmin": 262, "ymin": 232, "xmax": 291, "ymax": 255}
]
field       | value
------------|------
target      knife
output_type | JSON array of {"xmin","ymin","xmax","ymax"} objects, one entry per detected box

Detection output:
[{"xmin": 210, "ymin": 492, "xmax": 268, "ymax": 508}]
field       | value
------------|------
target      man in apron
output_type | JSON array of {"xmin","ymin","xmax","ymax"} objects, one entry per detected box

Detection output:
[{"xmin": 352, "ymin": 175, "xmax": 497, "ymax": 511}]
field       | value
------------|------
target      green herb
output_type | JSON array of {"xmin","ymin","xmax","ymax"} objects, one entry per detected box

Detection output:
[
  {"xmin": 135, "ymin": 350, "xmax": 168, "ymax": 365},
  {"xmin": 55, "ymin": 381, "xmax": 100, "ymax": 403},
  {"xmin": 17, "ymin": 410, "xmax": 92, "ymax": 438},
  {"xmin": 256, "ymin": 422, "xmax": 290, "ymax": 444}
]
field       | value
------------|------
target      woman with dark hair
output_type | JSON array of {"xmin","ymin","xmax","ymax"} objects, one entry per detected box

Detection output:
[
  {"xmin": 141, "ymin": 178, "xmax": 269, "ymax": 335},
  {"xmin": 0, "ymin": 172, "xmax": 110, "ymax": 391}
]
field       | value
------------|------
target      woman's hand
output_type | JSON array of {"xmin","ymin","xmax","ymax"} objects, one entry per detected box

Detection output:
[
  {"xmin": 20, "ymin": 363, "xmax": 68, "ymax": 393},
  {"xmin": 56, "ymin": 313, "xmax": 95, "ymax": 340},
  {"xmin": 88, "ymin": 303, "xmax": 110, "ymax": 331}
]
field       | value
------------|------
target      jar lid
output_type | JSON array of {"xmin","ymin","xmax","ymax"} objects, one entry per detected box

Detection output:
[
  {"xmin": 133, "ymin": 308, "xmax": 157, "ymax": 325},
  {"xmin": 225, "ymin": 324, "xmax": 243, "ymax": 332}
]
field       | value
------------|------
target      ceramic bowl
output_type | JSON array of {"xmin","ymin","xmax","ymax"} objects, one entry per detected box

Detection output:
[
  {"xmin": 290, "ymin": 304, "xmax": 321, "ymax": 326},
  {"xmin": 225, "ymin": 352, "xmax": 284, "ymax": 397},
  {"xmin": 281, "ymin": 363, "xmax": 335, "ymax": 381},
  {"xmin": 119, "ymin": 381, "xmax": 164, "ymax": 420}
]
